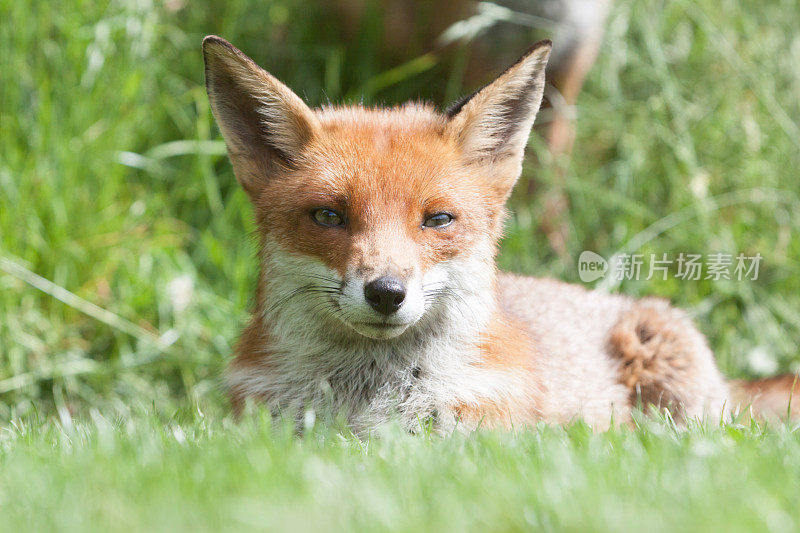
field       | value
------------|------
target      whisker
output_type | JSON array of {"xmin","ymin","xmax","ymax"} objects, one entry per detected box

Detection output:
[
  {"xmin": 264, "ymin": 277, "xmax": 344, "ymax": 317},
  {"xmin": 431, "ymin": 286, "xmax": 484, "ymax": 327},
  {"xmin": 264, "ymin": 283, "xmax": 315, "ymax": 316},
  {"xmin": 303, "ymin": 273, "xmax": 344, "ymax": 286}
]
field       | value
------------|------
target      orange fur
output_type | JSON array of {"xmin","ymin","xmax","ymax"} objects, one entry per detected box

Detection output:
[
  {"xmin": 452, "ymin": 311, "xmax": 543, "ymax": 429},
  {"xmin": 729, "ymin": 375, "xmax": 800, "ymax": 420},
  {"xmin": 607, "ymin": 298, "xmax": 720, "ymax": 420}
]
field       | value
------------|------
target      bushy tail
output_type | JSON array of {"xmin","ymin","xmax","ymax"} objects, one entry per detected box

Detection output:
[{"xmin": 729, "ymin": 374, "xmax": 800, "ymax": 421}]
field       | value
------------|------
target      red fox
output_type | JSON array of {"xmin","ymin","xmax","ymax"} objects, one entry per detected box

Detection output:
[{"xmin": 202, "ymin": 36, "xmax": 799, "ymax": 432}]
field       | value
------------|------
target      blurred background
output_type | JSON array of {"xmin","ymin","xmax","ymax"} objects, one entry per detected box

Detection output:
[{"xmin": 1, "ymin": 0, "xmax": 798, "ymax": 420}]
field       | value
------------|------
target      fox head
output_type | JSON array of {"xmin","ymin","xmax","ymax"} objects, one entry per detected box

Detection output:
[{"xmin": 203, "ymin": 36, "xmax": 550, "ymax": 341}]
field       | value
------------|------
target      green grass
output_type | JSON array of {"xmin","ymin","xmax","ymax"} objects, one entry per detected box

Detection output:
[
  {"xmin": 2, "ymin": 412, "xmax": 799, "ymax": 532},
  {"xmin": 1, "ymin": 0, "xmax": 799, "ymax": 530}
]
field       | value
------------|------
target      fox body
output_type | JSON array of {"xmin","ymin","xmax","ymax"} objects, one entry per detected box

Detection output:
[{"xmin": 203, "ymin": 36, "xmax": 798, "ymax": 433}]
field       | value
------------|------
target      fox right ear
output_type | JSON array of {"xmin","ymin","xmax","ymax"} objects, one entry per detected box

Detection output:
[
  {"xmin": 443, "ymin": 40, "xmax": 551, "ymax": 199},
  {"xmin": 202, "ymin": 36, "xmax": 319, "ymax": 196}
]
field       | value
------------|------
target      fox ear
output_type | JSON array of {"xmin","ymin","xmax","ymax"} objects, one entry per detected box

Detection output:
[
  {"xmin": 202, "ymin": 36, "xmax": 319, "ymax": 196},
  {"xmin": 444, "ymin": 40, "xmax": 551, "ymax": 193}
]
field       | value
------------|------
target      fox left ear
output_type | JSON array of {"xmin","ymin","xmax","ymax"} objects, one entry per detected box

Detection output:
[
  {"xmin": 202, "ymin": 36, "xmax": 320, "ymax": 198},
  {"xmin": 444, "ymin": 40, "xmax": 551, "ymax": 196}
]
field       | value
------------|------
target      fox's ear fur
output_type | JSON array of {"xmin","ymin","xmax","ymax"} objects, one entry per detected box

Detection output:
[
  {"xmin": 444, "ymin": 40, "xmax": 551, "ymax": 189},
  {"xmin": 202, "ymin": 36, "xmax": 319, "ymax": 195}
]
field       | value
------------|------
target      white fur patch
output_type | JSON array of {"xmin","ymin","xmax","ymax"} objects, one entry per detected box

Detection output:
[{"xmin": 226, "ymin": 237, "xmax": 528, "ymax": 434}]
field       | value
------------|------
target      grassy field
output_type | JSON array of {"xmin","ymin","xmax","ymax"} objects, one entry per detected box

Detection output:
[
  {"xmin": 1, "ymin": 0, "xmax": 799, "ymax": 530},
  {"xmin": 2, "ymin": 413, "xmax": 799, "ymax": 532}
]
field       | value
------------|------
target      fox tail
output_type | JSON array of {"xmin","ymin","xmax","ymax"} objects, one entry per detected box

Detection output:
[{"xmin": 729, "ymin": 374, "xmax": 800, "ymax": 421}]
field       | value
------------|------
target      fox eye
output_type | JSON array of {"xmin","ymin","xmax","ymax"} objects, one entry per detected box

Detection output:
[
  {"xmin": 311, "ymin": 208, "xmax": 345, "ymax": 227},
  {"xmin": 423, "ymin": 212, "xmax": 454, "ymax": 228}
]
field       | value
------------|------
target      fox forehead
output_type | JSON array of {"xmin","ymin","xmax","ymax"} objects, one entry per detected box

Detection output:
[
  {"xmin": 262, "ymin": 104, "xmax": 494, "ymax": 223},
  {"xmin": 303, "ymin": 104, "xmax": 468, "ymax": 198}
]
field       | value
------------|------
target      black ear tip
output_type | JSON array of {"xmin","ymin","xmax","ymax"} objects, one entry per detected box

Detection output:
[
  {"xmin": 524, "ymin": 39, "xmax": 553, "ymax": 58},
  {"xmin": 202, "ymin": 36, "xmax": 252, "ymax": 73},
  {"xmin": 202, "ymin": 35, "xmax": 237, "ymax": 57},
  {"xmin": 203, "ymin": 35, "xmax": 227, "ymax": 46}
]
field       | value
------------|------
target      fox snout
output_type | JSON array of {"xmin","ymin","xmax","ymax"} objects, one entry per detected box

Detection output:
[
  {"xmin": 336, "ymin": 264, "xmax": 430, "ymax": 340},
  {"xmin": 364, "ymin": 276, "xmax": 406, "ymax": 316}
]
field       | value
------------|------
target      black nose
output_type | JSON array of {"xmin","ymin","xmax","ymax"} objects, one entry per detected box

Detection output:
[{"xmin": 364, "ymin": 277, "xmax": 406, "ymax": 315}]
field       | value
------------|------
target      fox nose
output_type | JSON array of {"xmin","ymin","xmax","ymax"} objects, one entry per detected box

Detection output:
[{"xmin": 364, "ymin": 277, "xmax": 406, "ymax": 315}]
